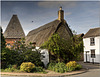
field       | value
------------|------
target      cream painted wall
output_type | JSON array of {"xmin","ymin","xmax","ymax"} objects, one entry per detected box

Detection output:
[{"xmin": 83, "ymin": 36, "xmax": 100, "ymax": 63}]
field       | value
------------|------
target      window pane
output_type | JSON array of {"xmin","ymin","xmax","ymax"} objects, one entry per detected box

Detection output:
[
  {"xmin": 91, "ymin": 50, "xmax": 95, "ymax": 58},
  {"xmin": 90, "ymin": 38, "xmax": 95, "ymax": 46}
]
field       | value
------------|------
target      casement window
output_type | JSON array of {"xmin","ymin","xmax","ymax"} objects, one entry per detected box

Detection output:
[
  {"xmin": 7, "ymin": 43, "xmax": 11, "ymax": 46},
  {"xmin": 91, "ymin": 50, "xmax": 95, "ymax": 58},
  {"xmin": 90, "ymin": 38, "xmax": 95, "ymax": 46}
]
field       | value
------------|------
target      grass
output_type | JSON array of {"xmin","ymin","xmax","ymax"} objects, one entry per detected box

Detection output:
[
  {"xmin": 1, "ymin": 68, "xmax": 21, "ymax": 72},
  {"xmin": 1, "ymin": 68, "xmax": 47, "ymax": 74}
]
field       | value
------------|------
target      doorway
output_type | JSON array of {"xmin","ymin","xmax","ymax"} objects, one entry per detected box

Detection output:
[{"xmin": 86, "ymin": 51, "xmax": 90, "ymax": 62}]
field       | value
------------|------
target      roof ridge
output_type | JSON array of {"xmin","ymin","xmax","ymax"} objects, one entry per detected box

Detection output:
[
  {"xmin": 90, "ymin": 27, "xmax": 100, "ymax": 30},
  {"xmin": 27, "ymin": 19, "xmax": 61, "ymax": 36}
]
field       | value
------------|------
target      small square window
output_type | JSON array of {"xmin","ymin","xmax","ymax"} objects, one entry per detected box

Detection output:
[
  {"xmin": 7, "ymin": 43, "xmax": 10, "ymax": 46},
  {"xmin": 90, "ymin": 38, "xmax": 95, "ymax": 46}
]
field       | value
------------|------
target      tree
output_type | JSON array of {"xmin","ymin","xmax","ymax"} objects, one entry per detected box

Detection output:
[
  {"xmin": 41, "ymin": 33, "xmax": 83, "ymax": 63},
  {"xmin": 70, "ymin": 34, "xmax": 84, "ymax": 60},
  {"xmin": 41, "ymin": 33, "xmax": 72, "ymax": 62},
  {"xmin": 23, "ymin": 48, "xmax": 43, "ymax": 66},
  {"xmin": 12, "ymin": 38, "xmax": 26, "ymax": 51},
  {"xmin": 0, "ymin": 27, "xmax": 6, "ymax": 50}
]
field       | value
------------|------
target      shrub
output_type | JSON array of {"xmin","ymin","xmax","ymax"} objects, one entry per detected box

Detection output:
[
  {"xmin": 23, "ymin": 49, "xmax": 44, "ymax": 67},
  {"xmin": 1, "ymin": 64, "xmax": 19, "ymax": 72},
  {"xmin": 48, "ymin": 62, "xmax": 67, "ymax": 73},
  {"xmin": 66, "ymin": 61, "xmax": 82, "ymax": 71},
  {"xmin": 20, "ymin": 62, "xmax": 35, "ymax": 72},
  {"xmin": 75, "ymin": 64, "xmax": 82, "ymax": 70},
  {"xmin": 12, "ymin": 64, "xmax": 18, "ymax": 69},
  {"xmin": 48, "ymin": 62, "xmax": 56, "ymax": 70},
  {"xmin": 34, "ymin": 66, "xmax": 45, "ymax": 73}
]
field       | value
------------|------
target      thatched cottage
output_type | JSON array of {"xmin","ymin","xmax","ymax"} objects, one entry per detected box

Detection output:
[
  {"xmin": 26, "ymin": 7, "xmax": 73, "ymax": 47},
  {"xmin": 4, "ymin": 15, "xmax": 25, "ymax": 48}
]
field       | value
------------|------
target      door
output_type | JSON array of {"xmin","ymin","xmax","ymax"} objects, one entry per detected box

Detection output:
[{"xmin": 86, "ymin": 51, "xmax": 90, "ymax": 62}]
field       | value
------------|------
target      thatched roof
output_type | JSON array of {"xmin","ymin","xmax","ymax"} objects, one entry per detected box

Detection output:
[
  {"xmin": 4, "ymin": 15, "xmax": 25, "ymax": 38},
  {"xmin": 26, "ymin": 19, "xmax": 73, "ymax": 47},
  {"xmin": 84, "ymin": 27, "xmax": 100, "ymax": 38}
]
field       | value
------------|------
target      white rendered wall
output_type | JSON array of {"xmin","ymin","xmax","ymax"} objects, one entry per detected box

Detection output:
[{"xmin": 83, "ymin": 36, "xmax": 100, "ymax": 63}]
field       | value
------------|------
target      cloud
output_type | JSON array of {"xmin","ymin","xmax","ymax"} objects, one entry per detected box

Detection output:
[
  {"xmin": 65, "ymin": 12, "xmax": 72, "ymax": 16},
  {"xmin": 1, "ymin": 0, "xmax": 99, "ymax": 1},
  {"xmin": 38, "ymin": 1, "xmax": 77, "ymax": 8}
]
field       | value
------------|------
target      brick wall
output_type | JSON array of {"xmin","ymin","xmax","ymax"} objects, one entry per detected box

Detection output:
[{"xmin": 5, "ymin": 38, "xmax": 21, "ymax": 48}]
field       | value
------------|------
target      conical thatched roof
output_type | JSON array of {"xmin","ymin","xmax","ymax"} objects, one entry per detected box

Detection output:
[
  {"xmin": 26, "ymin": 19, "xmax": 73, "ymax": 47},
  {"xmin": 4, "ymin": 15, "xmax": 25, "ymax": 38},
  {"xmin": 84, "ymin": 27, "xmax": 100, "ymax": 38}
]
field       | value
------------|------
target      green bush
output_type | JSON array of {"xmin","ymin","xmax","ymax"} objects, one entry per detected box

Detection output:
[
  {"xmin": 75, "ymin": 64, "xmax": 82, "ymax": 70},
  {"xmin": 66, "ymin": 61, "xmax": 77, "ymax": 71},
  {"xmin": 1, "ymin": 64, "xmax": 19, "ymax": 72},
  {"xmin": 20, "ymin": 62, "xmax": 35, "ymax": 72},
  {"xmin": 48, "ymin": 62, "xmax": 67, "ymax": 73},
  {"xmin": 23, "ymin": 49, "xmax": 44, "ymax": 67},
  {"xmin": 48, "ymin": 62, "xmax": 56, "ymax": 70},
  {"xmin": 66, "ymin": 61, "xmax": 82, "ymax": 71},
  {"xmin": 34, "ymin": 66, "xmax": 45, "ymax": 72}
]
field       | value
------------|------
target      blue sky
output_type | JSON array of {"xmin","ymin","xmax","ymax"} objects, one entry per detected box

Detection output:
[{"xmin": 1, "ymin": 1, "xmax": 100, "ymax": 35}]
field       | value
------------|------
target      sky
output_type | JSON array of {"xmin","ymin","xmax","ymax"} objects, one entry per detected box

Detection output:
[{"xmin": 1, "ymin": 1, "xmax": 100, "ymax": 35}]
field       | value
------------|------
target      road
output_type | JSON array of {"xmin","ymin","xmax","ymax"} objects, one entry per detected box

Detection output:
[{"xmin": 65, "ymin": 69, "xmax": 100, "ymax": 77}]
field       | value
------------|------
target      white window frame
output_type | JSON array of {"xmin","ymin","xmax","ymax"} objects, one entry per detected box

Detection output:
[{"xmin": 90, "ymin": 37, "xmax": 95, "ymax": 46}]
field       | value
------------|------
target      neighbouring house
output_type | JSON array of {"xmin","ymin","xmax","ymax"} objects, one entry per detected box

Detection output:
[
  {"xmin": 83, "ymin": 27, "xmax": 100, "ymax": 63},
  {"xmin": 25, "ymin": 7, "xmax": 73, "ymax": 47},
  {"xmin": 4, "ymin": 15, "xmax": 25, "ymax": 48},
  {"xmin": 77, "ymin": 33, "xmax": 84, "ymax": 38}
]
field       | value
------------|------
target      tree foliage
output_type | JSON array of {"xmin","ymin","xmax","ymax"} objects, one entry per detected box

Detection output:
[
  {"xmin": 1, "ymin": 27, "xmax": 6, "ymax": 50},
  {"xmin": 1, "ymin": 37, "xmax": 43, "ymax": 68},
  {"xmin": 41, "ymin": 33, "xmax": 83, "ymax": 62}
]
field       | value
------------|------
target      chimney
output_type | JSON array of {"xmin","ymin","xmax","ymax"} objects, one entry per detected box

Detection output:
[{"xmin": 58, "ymin": 6, "xmax": 64, "ymax": 21}]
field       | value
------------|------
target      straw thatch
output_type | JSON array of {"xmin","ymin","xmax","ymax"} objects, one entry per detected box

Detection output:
[
  {"xmin": 4, "ymin": 15, "xmax": 25, "ymax": 38},
  {"xmin": 25, "ymin": 19, "xmax": 73, "ymax": 47},
  {"xmin": 84, "ymin": 27, "xmax": 100, "ymax": 38}
]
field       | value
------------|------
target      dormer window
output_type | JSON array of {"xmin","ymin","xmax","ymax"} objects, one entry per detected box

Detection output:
[{"xmin": 90, "ymin": 38, "xmax": 95, "ymax": 46}]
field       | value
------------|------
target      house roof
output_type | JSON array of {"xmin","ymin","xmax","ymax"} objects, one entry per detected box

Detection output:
[
  {"xmin": 77, "ymin": 33, "xmax": 84, "ymax": 38},
  {"xmin": 25, "ymin": 19, "xmax": 73, "ymax": 46},
  {"xmin": 83, "ymin": 27, "xmax": 100, "ymax": 38},
  {"xmin": 4, "ymin": 15, "xmax": 25, "ymax": 38}
]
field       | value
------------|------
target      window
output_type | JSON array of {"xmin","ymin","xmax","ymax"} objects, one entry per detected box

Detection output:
[
  {"xmin": 90, "ymin": 38, "xmax": 95, "ymax": 46},
  {"xmin": 7, "ymin": 43, "xmax": 10, "ymax": 46},
  {"xmin": 91, "ymin": 50, "xmax": 95, "ymax": 58}
]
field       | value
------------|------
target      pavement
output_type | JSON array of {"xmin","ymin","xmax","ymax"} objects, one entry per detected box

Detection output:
[
  {"xmin": 1, "ymin": 61, "xmax": 100, "ymax": 77},
  {"xmin": 77, "ymin": 61, "xmax": 100, "ymax": 69}
]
